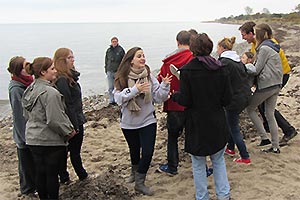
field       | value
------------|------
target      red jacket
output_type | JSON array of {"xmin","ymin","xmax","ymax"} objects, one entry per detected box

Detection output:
[{"xmin": 157, "ymin": 49, "xmax": 193, "ymax": 112}]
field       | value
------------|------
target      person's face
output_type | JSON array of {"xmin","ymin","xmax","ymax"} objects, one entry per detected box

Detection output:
[
  {"xmin": 131, "ymin": 50, "xmax": 146, "ymax": 69},
  {"xmin": 42, "ymin": 63, "xmax": 57, "ymax": 81},
  {"xmin": 240, "ymin": 30, "xmax": 255, "ymax": 44},
  {"xmin": 217, "ymin": 45, "xmax": 224, "ymax": 56},
  {"xmin": 20, "ymin": 60, "xmax": 30, "ymax": 76},
  {"xmin": 241, "ymin": 54, "xmax": 249, "ymax": 64},
  {"xmin": 66, "ymin": 51, "xmax": 75, "ymax": 69},
  {"xmin": 111, "ymin": 39, "xmax": 118, "ymax": 47}
]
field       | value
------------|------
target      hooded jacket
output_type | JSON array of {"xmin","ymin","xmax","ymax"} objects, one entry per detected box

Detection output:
[
  {"xmin": 251, "ymin": 38, "xmax": 290, "ymax": 74},
  {"xmin": 172, "ymin": 57, "xmax": 232, "ymax": 156},
  {"xmin": 219, "ymin": 50, "xmax": 252, "ymax": 113},
  {"xmin": 254, "ymin": 39, "xmax": 283, "ymax": 90},
  {"xmin": 157, "ymin": 48, "xmax": 193, "ymax": 112},
  {"xmin": 8, "ymin": 80, "xmax": 27, "ymax": 148},
  {"xmin": 22, "ymin": 79, "xmax": 74, "ymax": 146}
]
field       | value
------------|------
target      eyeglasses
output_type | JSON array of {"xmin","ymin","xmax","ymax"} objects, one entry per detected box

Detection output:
[{"xmin": 67, "ymin": 56, "xmax": 75, "ymax": 60}]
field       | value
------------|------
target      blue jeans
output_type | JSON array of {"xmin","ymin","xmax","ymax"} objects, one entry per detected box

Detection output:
[
  {"xmin": 166, "ymin": 111, "xmax": 185, "ymax": 171},
  {"xmin": 225, "ymin": 110, "xmax": 249, "ymax": 159},
  {"xmin": 191, "ymin": 148, "xmax": 230, "ymax": 200},
  {"xmin": 107, "ymin": 71, "xmax": 115, "ymax": 104},
  {"xmin": 122, "ymin": 123, "xmax": 157, "ymax": 174}
]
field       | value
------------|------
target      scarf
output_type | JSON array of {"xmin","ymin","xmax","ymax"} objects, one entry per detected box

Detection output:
[
  {"xmin": 71, "ymin": 68, "xmax": 80, "ymax": 82},
  {"xmin": 197, "ymin": 56, "xmax": 223, "ymax": 71},
  {"xmin": 12, "ymin": 74, "xmax": 34, "ymax": 87},
  {"xmin": 127, "ymin": 66, "xmax": 151, "ymax": 112}
]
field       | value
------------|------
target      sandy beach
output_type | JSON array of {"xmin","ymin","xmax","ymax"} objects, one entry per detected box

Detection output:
[{"xmin": 0, "ymin": 22, "xmax": 300, "ymax": 200}]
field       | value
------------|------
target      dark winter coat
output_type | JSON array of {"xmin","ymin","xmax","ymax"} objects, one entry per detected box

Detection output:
[
  {"xmin": 172, "ymin": 58, "xmax": 232, "ymax": 156},
  {"xmin": 104, "ymin": 45, "xmax": 125, "ymax": 73},
  {"xmin": 219, "ymin": 57, "xmax": 252, "ymax": 113},
  {"xmin": 55, "ymin": 69, "xmax": 86, "ymax": 132}
]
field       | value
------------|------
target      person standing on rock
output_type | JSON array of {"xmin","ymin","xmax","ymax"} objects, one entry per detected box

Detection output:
[
  {"xmin": 239, "ymin": 21, "xmax": 298, "ymax": 146},
  {"xmin": 7, "ymin": 56, "xmax": 37, "ymax": 198},
  {"xmin": 104, "ymin": 36, "xmax": 125, "ymax": 106},
  {"xmin": 53, "ymin": 48, "xmax": 89, "ymax": 184},
  {"xmin": 114, "ymin": 47, "xmax": 171, "ymax": 196}
]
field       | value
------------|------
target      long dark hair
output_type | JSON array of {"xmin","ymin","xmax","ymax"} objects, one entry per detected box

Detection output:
[{"xmin": 114, "ymin": 47, "xmax": 150, "ymax": 91}]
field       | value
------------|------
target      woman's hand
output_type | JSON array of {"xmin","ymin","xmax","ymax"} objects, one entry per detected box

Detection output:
[
  {"xmin": 160, "ymin": 73, "xmax": 172, "ymax": 85},
  {"xmin": 68, "ymin": 130, "xmax": 78, "ymax": 139},
  {"xmin": 135, "ymin": 79, "xmax": 150, "ymax": 93}
]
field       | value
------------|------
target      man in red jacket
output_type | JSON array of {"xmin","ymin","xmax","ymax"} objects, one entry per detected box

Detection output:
[{"xmin": 157, "ymin": 30, "xmax": 193, "ymax": 175}]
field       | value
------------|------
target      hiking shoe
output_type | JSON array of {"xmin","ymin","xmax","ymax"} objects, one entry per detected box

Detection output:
[
  {"xmin": 225, "ymin": 148, "xmax": 235, "ymax": 156},
  {"xmin": 206, "ymin": 167, "xmax": 213, "ymax": 177},
  {"xmin": 262, "ymin": 147, "xmax": 280, "ymax": 154},
  {"xmin": 233, "ymin": 157, "xmax": 251, "ymax": 164},
  {"xmin": 158, "ymin": 164, "xmax": 178, "ymax": 175},
  {"xmin": 256, "ymin": 139, "xmax": 271, "ymax": 146},
  {"xmin": 280, "ymin": 131, "xmax": 298, "ymax": 145},
  {"xmin": 279, "ymin": 137, "xmax": 288, "ymax": 147}
]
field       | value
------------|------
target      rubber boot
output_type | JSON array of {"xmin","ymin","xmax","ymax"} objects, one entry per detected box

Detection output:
[
  {"xmin": 134, "ymin": 172, "xmax": 153, "ymax": 196},
  {"xmin": 126, "ymin": 165, "xmax": 138, "ymax": 183}
]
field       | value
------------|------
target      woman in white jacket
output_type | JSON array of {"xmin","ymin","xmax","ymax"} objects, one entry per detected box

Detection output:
[{"xmin": 114, "ymin": 47, "xmax": 171, "ymax": 196}]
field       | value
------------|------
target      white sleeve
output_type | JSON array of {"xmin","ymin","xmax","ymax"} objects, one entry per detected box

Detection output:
[{"xmin": 113, "ymin": 85, "xmax": 140, "ymax": 106}]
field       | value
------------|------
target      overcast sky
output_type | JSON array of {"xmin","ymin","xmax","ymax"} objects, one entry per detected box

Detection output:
[{"xmin": 0, "ymin": 0, "xmax": 299, "ymax": 23}]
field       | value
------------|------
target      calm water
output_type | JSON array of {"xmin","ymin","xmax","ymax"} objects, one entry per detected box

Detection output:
[{"xmin": 0, "ymin": 22, "xmax": 242, "ymax": 100}]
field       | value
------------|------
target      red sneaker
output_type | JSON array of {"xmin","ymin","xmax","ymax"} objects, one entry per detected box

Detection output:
[
  {"xmin": 225, "ymin": 148, "xmax": 235, "ymax": 156},
  {"xmin": 233, "ymin": 158, "xmax": 251, "ymax": 164}
]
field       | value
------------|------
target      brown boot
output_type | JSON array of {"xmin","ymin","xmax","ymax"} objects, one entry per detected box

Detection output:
[
  {"xmin": 126, "ymin": 165, "xmax": 138, "ymax": 183},
  {"xmin": 134, "ymin": 172, "xmax": 153, "ymax": 196}
]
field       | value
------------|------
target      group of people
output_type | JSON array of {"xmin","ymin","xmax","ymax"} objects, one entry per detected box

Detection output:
[
  {"xmin": 8, "ymin": 48, "xmax": 88, "ymax": 199},
  {"xmin": 109, "ymin": 21, "xmax": 297, "ymax": 200},
  {"xmin": 8, "ymin": 20, "xmax": 297, "ymax": 200}
]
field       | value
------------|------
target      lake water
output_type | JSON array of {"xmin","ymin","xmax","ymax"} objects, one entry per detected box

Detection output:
[{"xmin": 0, "ymin": 22, "xmax": 243, "ymax": 100}]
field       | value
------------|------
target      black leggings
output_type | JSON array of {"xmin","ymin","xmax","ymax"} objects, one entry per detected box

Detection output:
[
  {"xmin": 29, "ymin": 146, "xmax": 66, "ymax": 200},
  {"xmin": 122, "ymin": 123, "xmax": 157, "ymax": 174}
]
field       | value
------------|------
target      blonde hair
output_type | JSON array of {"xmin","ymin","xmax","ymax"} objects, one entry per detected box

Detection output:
[{"xmin": 218, "ymin": 37, "xmax": 236, "ymax": 50}]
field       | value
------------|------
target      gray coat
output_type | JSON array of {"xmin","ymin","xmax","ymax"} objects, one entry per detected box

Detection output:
[
  {"xmin": 8, "ymin": 80, "xmax": 27, "ymax": 148},
  {"xmin": 254, "ymin": 40, "xmax": 283, "ymax": 90},
  {"xmin": 22, "ymin": 79, "xmax": 74, "ymax": 146}
]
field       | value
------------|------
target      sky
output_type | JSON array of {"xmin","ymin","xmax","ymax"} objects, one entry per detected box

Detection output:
[{"xmin": 0, "ymin": 0, "xmax": 299, "ymax": 23}]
